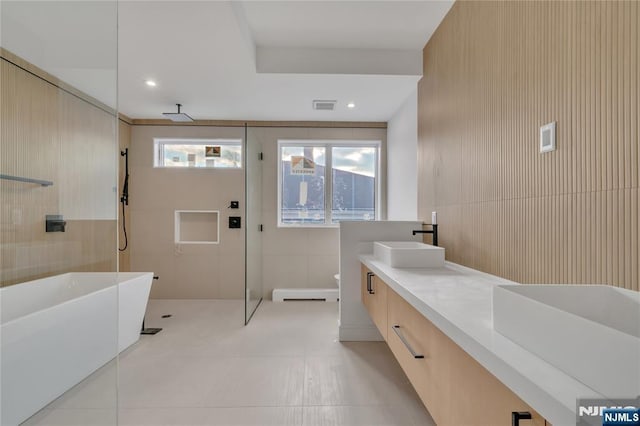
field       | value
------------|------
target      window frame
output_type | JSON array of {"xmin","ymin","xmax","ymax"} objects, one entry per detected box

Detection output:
[
  {"xmin": 153, "ymin": 138, "xmax": 244, "ymax": 169},
  {"xmin": 277, "ymin": 139, "xmax": 381, "ymax": 228}
]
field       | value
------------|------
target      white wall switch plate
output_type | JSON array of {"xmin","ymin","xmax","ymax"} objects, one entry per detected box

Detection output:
[{"xmin": 540, "ymin": 121, "xmax": 556, "ymax": 153}]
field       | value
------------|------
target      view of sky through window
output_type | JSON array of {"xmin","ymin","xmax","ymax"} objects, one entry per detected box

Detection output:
[
  {"xmin": 155, "ymin": 139, "xmax": 242, "ymax": 168},
  {"xmin": 279, "ymin": 142, "xmax": 378, "ymax": 226}
]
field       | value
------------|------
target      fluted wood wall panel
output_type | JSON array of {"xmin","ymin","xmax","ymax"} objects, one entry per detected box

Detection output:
[
  {"xmin": 0, "ymin": 57, "xmax": 117, "ymax": 286},
  {"xmin": 418, "ymin": 1, "xmax": 639, "ymax": 291}
]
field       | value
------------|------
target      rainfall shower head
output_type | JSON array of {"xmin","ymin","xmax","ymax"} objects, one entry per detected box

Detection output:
[{"xmin": 162, "ymin": 103, "xmax": 194, "ymax": 122}]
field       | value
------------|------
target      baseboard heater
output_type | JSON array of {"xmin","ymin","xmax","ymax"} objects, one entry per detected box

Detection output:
[{"xmin": 272, "ymin": 288, "xmax": 339, "ymax": 302}]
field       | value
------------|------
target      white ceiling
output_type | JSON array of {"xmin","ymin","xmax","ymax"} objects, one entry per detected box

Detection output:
[
  {"xmin": 1, "ymin": 1, "xmax": 118, "ymax": 106},
  {"xmin": 242, "ymin": 1, "xmax": 452, "ymax": 50},
  {"xmin": 1, "ymin": 1, "xmax": 454, "ymax": 122}
]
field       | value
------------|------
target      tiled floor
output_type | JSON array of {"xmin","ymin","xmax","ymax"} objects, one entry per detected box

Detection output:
[{"xmin": 24, "ymin": 300, "xmax": 435, "ymax": 426}]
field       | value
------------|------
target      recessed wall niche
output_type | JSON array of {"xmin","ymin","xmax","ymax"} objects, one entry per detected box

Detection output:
[{"xmin": 174, "ymin": 210, "xmax": 219, "ymax": 244}]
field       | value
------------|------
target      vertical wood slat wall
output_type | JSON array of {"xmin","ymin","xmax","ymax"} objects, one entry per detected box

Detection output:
[
  {"xmin": 0, "ymin": 57, "xmax": 118, "ymax": 286},
  {"xmin": 418, "ymin": 1, "xmax": 639, "ymax": 291}
]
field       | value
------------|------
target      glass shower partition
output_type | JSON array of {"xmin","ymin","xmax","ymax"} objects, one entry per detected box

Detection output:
[
  {"xmin": 1, "ymin": 1, "xmax": 119, "ymax": 424},
  {"xmin": 244, "ymin": 124, "xmax": 263, "ymax": 324}
]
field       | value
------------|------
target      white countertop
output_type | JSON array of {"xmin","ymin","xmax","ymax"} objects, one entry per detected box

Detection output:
[{"xmin": 359, "ymin": 254, "xmax": 605, "ymax": 426}]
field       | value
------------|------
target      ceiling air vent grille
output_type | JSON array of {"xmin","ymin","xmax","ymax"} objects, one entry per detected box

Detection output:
[{"xmin": 312, "ymin": 100, "xmax": 337, "ymax": 111}]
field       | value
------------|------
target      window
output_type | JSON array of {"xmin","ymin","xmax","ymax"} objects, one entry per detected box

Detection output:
[
  {"xmin": 154, "ymin": 138, "xmax": 242, "ymax": 168},
  {"xmin": 278, "ymin": 140, "xmax": 380, "ymax": 227}
]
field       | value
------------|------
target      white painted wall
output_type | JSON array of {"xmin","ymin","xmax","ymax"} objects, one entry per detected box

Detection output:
[
  {"xmin": 338, "ymin": 221, "xmax": 422, "ymax": 341},
  {"xmin": 386, "ymin": 89, "xmax": 418, "ymax": 220}
]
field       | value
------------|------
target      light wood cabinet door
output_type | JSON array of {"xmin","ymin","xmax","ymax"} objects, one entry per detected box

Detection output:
[
  {"xmin": 445, "ymin": 338, "xmax": 546, "ymax": 426},
  {"xmin": 387, "ymin": 285, "xmax": 546, "ymax": 426},
  {"xmin": 360, "ymin": 265, "xmax": 388, "ymax": 340},
  {"xmin": 387, "ymin": 287, "xmax": 451, "ymax": 425}
]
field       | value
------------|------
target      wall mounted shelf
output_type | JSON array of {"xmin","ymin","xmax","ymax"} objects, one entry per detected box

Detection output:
[{"xmin": 0, "ymin": 174, "xmax": 53, "ymax": 187}]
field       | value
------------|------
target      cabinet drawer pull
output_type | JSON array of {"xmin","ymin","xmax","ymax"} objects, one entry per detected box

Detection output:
[
  {"xmin": 512, "ymin": 411, "xmax": 532, "ymax": 426},
  {"xmin": 366, "ymin": 272, "xmax": 375, "ymax": 294},
  {"xmin": 392, "ymin": 325, "xmax": 424, "ymax": 359}
]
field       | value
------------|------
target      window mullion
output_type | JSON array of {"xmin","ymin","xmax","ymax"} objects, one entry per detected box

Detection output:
[{"xmin": 325, "ymin": 145, "xmax": 332, "ymax": 225}]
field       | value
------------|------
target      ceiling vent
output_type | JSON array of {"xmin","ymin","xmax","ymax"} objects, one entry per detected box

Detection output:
[{"xmin": 312, "ymin": 100, "xmax": 337, "ymax": 111}]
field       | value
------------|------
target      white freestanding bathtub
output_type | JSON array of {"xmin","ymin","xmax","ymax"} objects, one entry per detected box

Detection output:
[{"xmin": 0, "ymin": 272, "xmax": 153, "ymax": 426}]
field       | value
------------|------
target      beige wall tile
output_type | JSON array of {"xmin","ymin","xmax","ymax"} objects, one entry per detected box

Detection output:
[
  {"xmin": 129, "ymin": 124, "xmax": 387, "ymax": 299},
  {"xmin": 173, "ymin": 254, "xmax": 221, "ymax": 299},
  {"xmin": 131, "ymin": 253, "xmax": 176, "ymax": 298},
  {"xmin": 218, "ymin": 255, "xmax": 245, "ymax": 299},
  {"xmin": 263, "ymin": 255, "xmax": 309, "ymax": 298},
  {"xmin": 129, "ymin": 209, "xmax": 176, "ymax": 256},
  {"xmin": 262, "ymin": 226, "xmax": 309, "ymax": 256},
  {"xmin": 306, "ymin": 228, "xmax": 339, "ymax": 256},
  {"xmin": 218, "ymin": 223, "xmax": 245, "ymax": 256},
  {"xmin": 307, "ymin": 255, "xmax": 340, "ymax": 289},
  {"xmin": 129, "ymin": 125, "xmax": 245, "ymax": 299}
]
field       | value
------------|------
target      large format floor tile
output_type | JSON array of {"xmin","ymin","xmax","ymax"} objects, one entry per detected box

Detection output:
[
  {"xmin": 22, "ymin": 300, "xmax": 435, "ymax": 426},
  {"xmin": 119, "ymin": 407, "xmax": 303, "ymax": 426},
  {"xmin": 302, "ymin": 406, "xmax": 416, "ymax": 426},
  {"xmin": 22, "ymin": 409, "xmax": 117, "ymax": 426},
  {"xmin": 303, "ymin": 351, "xmax": 417, "ymax": 407},
  {"xmin": 199, "ymin": 357, "xmax": 305, "ymax": 407},
  {"xmin": 46, "ymin": 361, "xmax": 118, "ymax": 410}
]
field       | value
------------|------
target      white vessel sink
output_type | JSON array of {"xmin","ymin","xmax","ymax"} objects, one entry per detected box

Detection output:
[
  {"xmin": 374, "ymin": 241, "xmax": 445, "ymax": 268},
  {"xmin": 493, "ymin": 284, "xmax": 640, "ymax": 398}
]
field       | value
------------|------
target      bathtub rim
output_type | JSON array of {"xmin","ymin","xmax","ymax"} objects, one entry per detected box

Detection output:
[{"xmin": 0, "ymin": 272, "xmax": 153, "ymax": 326}]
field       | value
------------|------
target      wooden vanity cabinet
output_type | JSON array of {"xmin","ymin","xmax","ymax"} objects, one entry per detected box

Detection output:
[
  {"xmin": 361, "ymin": 264, "xmax": 548, "ymax": 426},
  {"xmin": 386, "ymin": 288, "xmax": 452, "ymax": 424},
  {"xmin": 445, "ymin": 337, "xmax": 547, "ymax": 426},
  {"xmin": 360, "ymin": 265, "xmax": 388, "ymax": 340}
]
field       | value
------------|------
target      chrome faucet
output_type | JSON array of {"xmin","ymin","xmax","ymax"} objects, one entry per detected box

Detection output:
[{"xmin": 412, "ymin": 224, "xmax": 438, "ymax": 246}]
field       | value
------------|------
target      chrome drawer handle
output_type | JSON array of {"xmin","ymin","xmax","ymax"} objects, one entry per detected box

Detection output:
[
  {"xmin": 366, "ymin": 272, "xmax": 375, "ymax": 294},
  {"xmin": 392, "ymin": 325, "xmax": 424, "ymax": 359}
]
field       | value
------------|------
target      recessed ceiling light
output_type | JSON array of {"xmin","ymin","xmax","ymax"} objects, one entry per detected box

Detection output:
[
  {"xmin": 145, "ymin": 79, "xmax": 157, "ymax": 87},
  {"xmin": 347, "ymin": 102, "xmax": 355, "ymax": 109}
]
